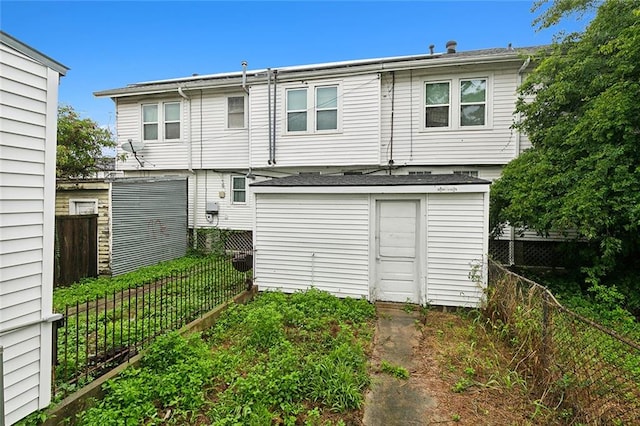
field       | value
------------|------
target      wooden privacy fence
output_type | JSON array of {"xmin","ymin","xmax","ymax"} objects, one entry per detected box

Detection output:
[
  {"xmin": 485, "ymin": 259, "xmax": 640, "ymax": 424},
  {"xmin": 55, "ymin": 215, "xmax": 98, "ymax": 287}
]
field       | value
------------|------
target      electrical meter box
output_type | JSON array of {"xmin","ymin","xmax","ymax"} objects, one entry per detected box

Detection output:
[{"xmin": 206, "ymin": 202, "xmax": 219, "ymax": 215}]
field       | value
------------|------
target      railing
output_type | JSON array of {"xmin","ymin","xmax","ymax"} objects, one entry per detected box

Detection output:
[
  {"xmin": 485, "ymin": 259, "xmax": 640, "ymax": 424},
  {"xmin": 52, "ymin": 253, "xmax": 253, "ymax": 400}
]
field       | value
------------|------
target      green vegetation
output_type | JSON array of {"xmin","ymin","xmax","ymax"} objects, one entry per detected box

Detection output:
[
  {"xmin": 76, "ymin": 289, "xmax": 375, "ymax": 425},
  {"xmin": 491, "ymin": 0, "xmax": 640, "ymax": 312},
  {"xmin": 379, "ymin": 360, "xmax": 409, "ymax": 380},
  {"xmin": 53, "ymin": 254, "xmax": 229, "ymax": 310}
]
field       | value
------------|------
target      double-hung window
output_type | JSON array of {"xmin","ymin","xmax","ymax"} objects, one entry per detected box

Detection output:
[
  {"xmin": 424, "ymin": 77, "xmax": 488, "ymax": 129},
  {"xmin": 142, "ymin": 101, "xmax": 181, "ymax": 141},
  {"xmin": 460, "ymin": 79, "xmax": 486, "ymax": 126},
  {"xmin": 425, "ymin": 82, "xmax": 450, "ymax": 128},
  {"xmin": 232, "ymin": 176, "xmax": 246, "ymax": 203},
  {"xmin": 286, "ymin": 84, "xmax": 339, "ymax": 133},
  {"xmin": 227, "ymin": 96, "xmax": 245, "ymax": 129}
]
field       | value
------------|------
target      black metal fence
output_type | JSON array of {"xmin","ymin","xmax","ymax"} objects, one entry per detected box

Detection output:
[
  {"xmin": 52, "ymin": 253, "xmax": 253, "ymax": 399},
  {"xmin": 485, "ymin": 259, "xmax": 640, "ymax": 424}
]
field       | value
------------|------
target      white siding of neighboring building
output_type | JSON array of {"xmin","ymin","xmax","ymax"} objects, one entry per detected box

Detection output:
[
  {"xmin": 0, "ymin": 41, "xmax": 60, "ymax": 425},
  {"xmin": 254, "ymin": 193, "xmax": 370, "ymax": 298},
  {"xmin": 249, "ymin": 74, "xmax": 381, "ymax": 167},
  {"xmin": 426, "ymin": 193, "xmax": 488, "ymax": 307},
  {"xmin": 381, "ymin": 64, "xmax": 521, "ymax": 166}
]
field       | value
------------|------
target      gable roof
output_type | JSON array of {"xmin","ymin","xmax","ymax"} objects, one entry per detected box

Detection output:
[
  {"xmin": 250, "ymin": 173, "xmax": 490, "ymax": 187},
  {"xmin": 94, "ymin": 45, "xmax": 542, "ymax": 98},
  {"xmin": 0, "ymin": 31, "xmax": 69, "ymax": 75}
]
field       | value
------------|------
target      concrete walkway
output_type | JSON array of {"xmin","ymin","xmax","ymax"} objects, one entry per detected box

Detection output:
[{"xmin": 362, "ymin": 303, "xmax": 437, "ymax": 426}]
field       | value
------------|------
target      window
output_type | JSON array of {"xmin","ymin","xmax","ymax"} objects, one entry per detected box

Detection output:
[
  {"xmin": 232, "ymin": 176, "xmax": 246, "ymax": 203},
  {"xmin": 227, "ymin": 96, "xmax": 245, "ymax": 128},
  {"xmin": 69, "ymin": 199, "xmax": 98, "ymax": 215},
  {"xmin": 286, "ymin": 85, "xmax": 339, "ymax": 133},
  {"xmin": 142, "ymin": 102, "xmax": 181, "ymax": 141},
  {"xmin": 424, "ymin": 77, "xmax": 488, "ymax": 129},
  {"xmin": 460, "ymin": 79, "xmax": 486, "ymax": 126},
  {"xmin": 408, "ymin": 171, "xmax": 432, "ymax": 175},
  {"xmin": 453, "ymin": 170, "xmax": 479, "ymax": 178},
  {"xmin": 425, "ymin": 82, "xmax": 450, "ymax": 128}
]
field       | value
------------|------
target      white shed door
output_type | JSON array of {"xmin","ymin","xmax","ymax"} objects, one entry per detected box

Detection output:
[{"xmin": 375, "ymin": 200, "xmax": 419, "ymax": 303}]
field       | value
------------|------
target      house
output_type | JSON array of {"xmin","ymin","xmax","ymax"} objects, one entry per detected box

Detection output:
[
  {"xmin": 94, "ymin": 42, "xmax": 538, "ymax": 305},
  {"xmin": 0, "ymin": 31, "xmax": 69, "ymax": 425},
  {"xmin": 55, "ymin": 176, "xmax": 188, "ymax": 283}
]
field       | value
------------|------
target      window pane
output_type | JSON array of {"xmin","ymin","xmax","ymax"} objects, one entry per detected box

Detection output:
[
  {"xmin": 143, "ymin": 105, "xmax": 158, "ymax": 122},
  {"xmin": 426, "ymin": 106, "xmax": 449, "ymax": 127},
  {"xmin": 460, "ymin": 105, "xmax": 485, "ymax": 126},
  {"xmin": 288, "ymin": 112, "xmax": 307, "ymax": 131},
  {"xmin": 287, "ymin": 89, "xmax": 307, "ymax": 110},
  {"xmin": 317, "ymin": 86, "xmax": 337, "ymax": 108},
  {"xmin": 317, "ymin": 110, "xmax": 337, "ymax": 130},
  {"xmin": 165, "ymin": 122, "xmax": 180, "ymax": 139},
  {"xmin": 164, "ymin": 103, "xmax": 180, "ymax": 121},
  {"xmin": 143, "ymin": 123, "xmax": 158, "ymax": 140},
  {"xmin": 228, "ymin": 113, "xmax": 244, "ymax": 128},
  {"xmin": 460, "ymin": 79, "xmax": 486, "ymax": 103},
  {"xmin": 426, "ymin": 83, "xmax": 449, "ymax": 105},
  {"xmin": 228, "ymin": 97, "xmax": 244, "ymax": 113},
  {"xmin": 233, "ymin": 176, "xmax": 245, "ymax": 190},
  {"xmin": 233, "ymin": 191, "xmax": 246, "ymax": 203}
]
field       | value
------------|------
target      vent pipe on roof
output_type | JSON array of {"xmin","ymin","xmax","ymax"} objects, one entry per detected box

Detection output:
[
  {"xmin": 241, "ymin": 61, "xmax": 248, "ymax": 93},
  {"xmin": 446, "ymin": 40, "xmax": 457, "ymax": 54},
  {"xmin": 429, "ymin": 44, "xmax": 435, "ymax": 55}
]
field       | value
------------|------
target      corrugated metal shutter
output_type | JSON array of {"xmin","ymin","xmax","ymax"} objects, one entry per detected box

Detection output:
[{"xmin": 111, "ymin": 178, "xmax": 187, "ymax": 275}]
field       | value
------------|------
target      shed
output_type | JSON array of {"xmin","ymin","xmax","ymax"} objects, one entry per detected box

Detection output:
[
  {"xmin": 251, "ymin": 174, "xmax": 489, "ymax": 307},
  {"xmin": 0, "ymin": 31, "xmax": 68, "ymax": 425},
  {"xmin": 55, "ymin": 177, "xmax": 189, "ymax": 282}
]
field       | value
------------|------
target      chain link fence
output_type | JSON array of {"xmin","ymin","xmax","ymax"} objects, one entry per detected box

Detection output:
[{"xmin": 485, "ymin": 259, "xmax": 640, "ymax": 424}]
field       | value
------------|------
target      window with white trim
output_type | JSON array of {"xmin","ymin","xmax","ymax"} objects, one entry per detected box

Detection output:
[
  {"xmin": 231, "ymin": 176, "xmax": 246, "ymax": 203},
  {"xmin": 142, "ymin": 101, "xmax": 181, "ymax": 141},
  {"xmin": 69, "ymin": 199, "xmax": 98, "ymax": 215},
  {"xmin": 286, "ymin": 84, "xmax": 339, "ymax": 133},
  {"xmin": 408, "ymin": 171, "xmax": 432, "ymax": 175},
  {"xmin": 424, "ymin": 77, "xmax": 488, "ymax": 129},
  {"xmin": 227, "ymin": 96, "xmax": 245, "ymax": 129}
]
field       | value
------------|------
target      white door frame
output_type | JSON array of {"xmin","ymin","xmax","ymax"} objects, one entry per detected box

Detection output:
[{"xmin": 370, "ymin": 194, "xmax": 427, "ymax": 304}]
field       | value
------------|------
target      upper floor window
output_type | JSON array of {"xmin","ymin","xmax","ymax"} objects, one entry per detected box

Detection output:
[
  {"xmin": 228, "ymin": 96, "xmax": 245, "ymax": 129},
  {"xmin": 232, "ymin": 176, "xmax": 246, "ymax": 203},
  {"xmin": 460, "ymin": 79, "xmax": 486, "ymax": 126},
  {"xmin": 453, "ymin": 170, "xmax": 479, "ymax": 178},
  {"xmin": 425, "ymin": 82, "xmax": 450, "ymax": 128},
  {"xmin": 424, "ymin": 78, "xmax": 488, "ymax": 130},
  {"xmin": 286, "ymin": 84, "xmax": 339, "ymax": 133},
  {"xmin": 142, "ymin": 102, "xmax": 181, "ymax": 141}
]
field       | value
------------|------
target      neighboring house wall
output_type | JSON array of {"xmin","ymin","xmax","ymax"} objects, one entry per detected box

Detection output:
[
  {"xmin": 0, "ymin": 31, "xmax": 68, "ymax": 425},
  {"xmin": 55, "ymin": 180, "xmax": 111, "ymax": 275}
]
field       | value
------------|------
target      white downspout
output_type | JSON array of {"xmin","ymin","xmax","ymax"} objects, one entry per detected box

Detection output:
[{"xmin": 178, "ymin": 86, "xmax": 198, "ymax": 247}]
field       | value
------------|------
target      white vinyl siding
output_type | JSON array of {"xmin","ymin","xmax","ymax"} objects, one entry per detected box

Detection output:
[
  {"xmin": 254, "ymin": 193, "xmax": 370, "ymax": 298},
  {"xmin": 250, "ymin": 74, "xmax": 380, "ymax": 167},
  {"xmin": 426, "ymin": 193, "xmax": 487, "ymax": 307},
  {"xmin": 381, "ymin": 66, "xmax": 520, "ymax": 166},
  {"xmin": 1, "ymin": 39, "xmax": 60, "ymax": 425}
]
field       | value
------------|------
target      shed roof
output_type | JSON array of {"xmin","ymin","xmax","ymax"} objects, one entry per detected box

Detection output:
[
  {"xmin": 251, "ymin": 173, "xmax": 490, "ymax": 187},
  {"xmin": 0, "ymin": 31, "xmax": 69, "ymax": 75}
]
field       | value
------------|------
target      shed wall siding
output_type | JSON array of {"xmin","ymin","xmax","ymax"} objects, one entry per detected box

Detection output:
[
  {"xmin": 55, "ymin": 184, "xmax": 112, "ymax": 275},
  {"xmin": 426, "ymin": 193, "xmax": 486, "ymax": 307},
  {"xmin": 381, "ymin": 65, "xmax": 520, "ymax": 166},
  {"xmin": 249, "ymin": 74, "xmax": 381, "ymax": 167},
  {"xmin": 254, "ymin": 193, "xmax": 370, "ymax": 298},
  {"xmin": 0, "ymin": 41, "xmax": 57, "ymax": 425}
]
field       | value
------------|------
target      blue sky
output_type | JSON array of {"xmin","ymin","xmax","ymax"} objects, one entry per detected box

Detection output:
[{"xmin": 2, "ymin": 1, "xmax": 592, "ymax": 128}]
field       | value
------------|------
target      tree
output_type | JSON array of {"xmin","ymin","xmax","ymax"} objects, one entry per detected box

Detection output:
[
  {"xmin": 57, "ymin": 105, "xmax": 117, "ymax": 178},
  {"xmin": 491, "ymin": 0, "xmax": 640, "ymax": 306}
]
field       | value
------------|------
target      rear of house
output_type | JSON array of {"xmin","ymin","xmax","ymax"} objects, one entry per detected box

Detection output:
[
  {"xmin": 0, "ymin": 31, "xmax": 68, "ymax": 425},
  {"xmin": 252, "ymin": 174, "xmax": 489, "ymax": 307}
]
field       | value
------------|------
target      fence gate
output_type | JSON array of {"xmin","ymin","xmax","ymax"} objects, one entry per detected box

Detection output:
[{"xmin": 55, "ymin": 214, "xmax": 98, "ymax": 286}]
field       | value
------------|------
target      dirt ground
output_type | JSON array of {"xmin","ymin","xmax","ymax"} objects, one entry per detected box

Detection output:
[{"xmin": 407, "ymin": 309, "xmax": 542, "ymax": 425}]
